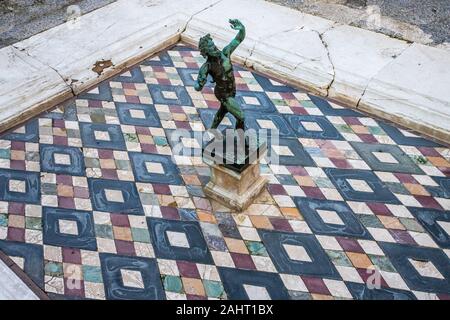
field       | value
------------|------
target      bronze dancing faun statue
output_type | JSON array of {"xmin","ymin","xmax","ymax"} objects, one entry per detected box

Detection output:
[{"xmin": 195, "ymin": 19, "xmax": 246, "ymax": 130}]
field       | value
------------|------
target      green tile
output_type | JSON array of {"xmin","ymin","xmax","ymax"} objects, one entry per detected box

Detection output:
[
  {"xmin": 204, "ymin": 280, "xmax": 225, "ymax": 298},
  {"xmin": 85, "ymin": 158, "xmax": 100, "ymax": 168},
  {"xmin": 25, "ymin": 217, "xmax": 42, "ymax": 230},
  {"xmin": 326, "ymin": 250, "xmax": 353, "ymax": 267},
  {"xmin": 124, "ymin": 133, "xmax": 138, "ymax": 142},
  {"xmin": 369, "ymin": 255, "xmax": 396, "ymax": 272},
  {"xmin": 95, "ymin": 224, "xmax": 113, "ymax": 239},
  {"xmin": 131, "ymin": 228, "xmax": 150, "ymax": 243},
  {"xmin": 82, "ymin": 265, "xmax": 103, "ymax": 283},
  {"xmin": 116, "ymin": 160, "xmax": 131, "ymax": 170},
  {"xmin": 0, "ymin": 149, "xmax": 10, "ymax": 159},
  {"xmin": 163, "ymin": 275, "xmax": 183, "ymax": 293},
  {"xmin": 45, "ymin": 261, "xmax": 63, "ymax": 277},
  {"xmin": 358, "ymin": 215, "xmax": 384, "ymax": 228},
  {"xmin": 245, "ymin": 241, "xmax": 268, "ymax": 256},
  {"xmin": 0, "ymin": 214, "xmax": 7, "ymax": 227},
  {"xmin": 400, "ymin": 218, "xmax": 425, "ymax": 232},
  {"xmin": 154, "ymin": 136, "xmax": 168, "ymax": 146},
  {"xmin": 368, "ymin": 126, "xmax": 384, "ymax": 135}
]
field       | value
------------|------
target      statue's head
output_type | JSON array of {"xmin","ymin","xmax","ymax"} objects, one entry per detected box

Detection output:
[{"xmin": 199, "ymin": 34, "xmax": 221, "ymax": 58}]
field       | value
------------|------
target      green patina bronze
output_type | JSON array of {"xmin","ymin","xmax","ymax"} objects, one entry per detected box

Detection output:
[{"xmin": 195, "ymin": 19, "xmax": 246, "ymax": 130}]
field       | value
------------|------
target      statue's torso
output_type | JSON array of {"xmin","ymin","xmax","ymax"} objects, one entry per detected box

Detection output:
[{"xmin": 208, "ymin": 54, "xmax": 236, "ymax": 101}]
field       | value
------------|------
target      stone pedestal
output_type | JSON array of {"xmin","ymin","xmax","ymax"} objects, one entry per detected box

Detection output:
[{"xmin": 202, "ymin": 133, "xmax": 267, "ymax": 211}]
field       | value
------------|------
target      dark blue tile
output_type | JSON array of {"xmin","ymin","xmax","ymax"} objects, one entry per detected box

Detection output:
[
  {"xmin": 252, "ymin": 73, "xmax": 296, "ymax": 92},
  {"xmin": 325, "ymin": 168, "xmax": 400, "ymax": 204},
  {"xmin": 351, "ymin": 142, "xmax": 424, "ymax": 174},
  {"xmin": 1, "ymin": 119, "xmax": 38, "ymax": 142},
  {"xmin": 142, "ymin": 51, "xmax": 174, "ymax": 67},
  {"xmin": 235, "ymin": 91, "xmax": 276, "ymax": 113},
  {"xmin": 198, "ymin": 108, "xmax": 236, "ymax": 131},
  {"xmin": 116, "ymin": 103, "xmax": 161, "ymax": 127},
  {"xmin": 425, "ymin": 177, "xmax": 450, "ymax": 199},
  {"xmin": 308, "ymin": 94, "xmax": 362, "ymax": 116},
  {"xmin": 148, "ymin": 85, "xmax": 193, "ymax": 106},
  {"xmin": 259, "ymin": 229, "xmax": 340, "ymax": 279},
  {"xmin": 410, "ymin": 207, "xmax": 450, "ymax": 249},
  {"xmin": 294, "ymin": 197, "xmax": 372, "ymax": 239},
  {"xmin": 0, "ymin": 240, "xmax": 44, "ymax": 289},
  {"xmin": 42, "ymin": 207, "xmax": 97, "ymax": 251},
  {"xmin": 147, "ymin": 217, "xmax": 213, "ymax": 264},
  {"xmin": 283, "ymin": 114, "xmax": 345, "ymax": 140},
  {"xmin": 79, "ymin": 122, "xmax": 126, "ymax": 150},
  {"xmin": 0, "ymin": 169, "xmax": 40, "ymax": 204},
  {"xmin": 45, "ymin": 103, "xmax": 78, "ymax": 121},
  {"xmin": 378, "ymin": 122, "xmax": 442, "ymax": 147},
  {"xmin": 112, "ymin": 66, "xmax": 145, "ymax": 83},
  {"xmin": 245, "ymin": 113, "xmax": 297, "ymax": 138},
  {"xmin": 40, "ymin": 144, "xmax": 85, "ymax": 176},
  {"xmin": 78, "ymin": 82, "xmax": 113, "ymax": 101},
  {"xmin": 88, "ymin": 178, "xmax": 144, "ymax": 215},
  {"xmin": 100, "ymin": 253, "xmax": 165, "ymax": 300},
  {"xmin": 178, "ymin": 209, "xmax": 198, "ymax": 221},
  {"xmin": 129, "ymin": 152, "xmax": 182, "ymax": 185},
  {"xmin": 177, "ymin": 68, "xmax": 213, "ymax": 87},
  {"xmin": 380, "ymin": 242, "xmax": 450, "ymax": 294},
  {"xmin": 267, "ymin": 138, "xmax": 315, "ymax": 166},
  {"xmin": 218, "ymin": 267, "xmax": 290, "ymax": 300},
  {"xmin": 346, "ymin": 282, "xmax": 416, "ymax": 300}
]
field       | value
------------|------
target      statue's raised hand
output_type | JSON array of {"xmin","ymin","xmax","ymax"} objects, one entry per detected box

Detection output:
[{"xmin": 229, "ymin": 19, "xmax": 244, "ymax": 31}]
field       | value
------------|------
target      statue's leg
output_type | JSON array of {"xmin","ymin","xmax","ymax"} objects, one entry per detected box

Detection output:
[
  {"xmin": 211, "ymin": 104, "xmax": 227, "ymax": 129},
  {"xmin": 224, "ymin": 97, "xmax": 245, "ymax": 130}
]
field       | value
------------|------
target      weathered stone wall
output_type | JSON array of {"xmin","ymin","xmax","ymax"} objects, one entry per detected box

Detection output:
[{"xmin": 0, "ymin": 0, "xmax": 117, "ymax": 48}]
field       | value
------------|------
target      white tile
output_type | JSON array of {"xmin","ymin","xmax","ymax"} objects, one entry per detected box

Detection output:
[
  {"xmin": 347, "ymin": 179, "xmax": 373, "ymax": 192},
  {"xmin": 162, "ymin": 91, "xmax": 177, "ymax": 99},
  {"xmin": 94, "ymin": 130, "xmax": 110, "ymax": 141},
  {"xmin": 272, "ymin": 145, "xmax": 294, "ymax": 156},
  {"xmin": 129, "ymin": 109, "xmax": 146, "ymax": 119},
  {"xmin": 257, "ymin": 119, "xmax": 277, "ymax": 129},
  {"xmin": 8, "ymin": 179, "xmax": 26, "ymax": 193},
  {"xmin": 301, "ymin": 121, "xmax": 323, "ymax": 132},
  {"xmin": 357, "ymin": 240, "xmax": 384, "ymax": 256},
  {"xmin": 283, "ymin": 244, "xmax": 312, "ymax": 262},
  {"xmin": 280, "ymin": 274, "xmax": 308, "ymax": 292},
  {"xmin": 54, "ymin": 153, "xmax": 71, "ymax": 165},
  {"xmin": 243, "ymin": 284, "xmax": 271, "ymax": 300},
  {"xmin": 317, "ymin": 209, "xmax": 345, "ymax": 225},
  {"xmin": 181, "ymin": 137, "xmax": 200, "ymax": 149},
  {"xmin": 408, "ymin": 259, "xmax": 444, "ymax": 279},
  {"xmin": 323, "ymin": 279, "xmax": 352, "ymax": 298},
  {"xmin": 372, "ymin": 152, "xmax": 398, "ymax": 164},
  {"xmin": 166, "ymin": 231, "xmax": 190, "ymax": 248},
  {"xmin": 243, "ymin": 96, "xmax": 260, "ymax": 105},
  {"xmin": 437, "ymin": 220, "xmax": 450, "ymax": 236},
  {"xmin": 336, "ymin": 266, "xmax": 364, "ymax": 283},
  {"xmin": 145, "ymin": 161, "xmax": 165, "ymax": 174},
  {"xmin": 104, "ymin": 189, "xmax": 124, "ymax": 203},
  {"xmin": 58, "ymin": 219, "xmax": 79, "ymax": 236},
  {"xmin": 316, "ymin": 235, "xmax": 342, "ymax": 251},
  {"xmin": 121, "ymin": 269, "xmax": 145, "ymax": 289}
]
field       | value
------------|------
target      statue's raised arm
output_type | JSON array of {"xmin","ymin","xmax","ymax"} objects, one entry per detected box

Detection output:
[{"xmin": 223, "ymin": 19, "xmax": 246, "ymax": 57}]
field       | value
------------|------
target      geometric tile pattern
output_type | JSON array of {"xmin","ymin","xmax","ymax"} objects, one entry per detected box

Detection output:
[{"xmin": 0, "ymin": 44, "xmax": 450, "ymax": 300}]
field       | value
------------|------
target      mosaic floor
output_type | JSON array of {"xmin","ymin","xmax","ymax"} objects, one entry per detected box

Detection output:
[{"xmin": 0, "ymin": 44, "xmax": 450, "ymax": 300}]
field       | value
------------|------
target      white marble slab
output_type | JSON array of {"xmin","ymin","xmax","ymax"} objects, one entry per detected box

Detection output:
[
  {"xmin": 0, "ymin": 260, "xmax": 38, "ymax": 300},
  {"xmin": 0, "ymin": 46, "xmax": 72, "ymax": 132},
  {"xmin": 360, "ymin": 43, "xmax": 450, "ymax": 138},
  {"xmin": 323, "ymin": 25, "xmax": 410, "ymax": 105}
]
